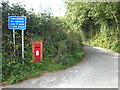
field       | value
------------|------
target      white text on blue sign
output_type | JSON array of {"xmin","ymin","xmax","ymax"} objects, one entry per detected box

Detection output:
[{"xmin": 8, "ymin": 16, "xmax": 26, "ymax": 29}]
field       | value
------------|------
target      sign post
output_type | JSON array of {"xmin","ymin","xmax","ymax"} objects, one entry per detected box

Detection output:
[
  {"xmin": 22, "ymin": 29, "xmax": 24, "ymax": 58},
  {"xmin": 13, "ymin": 29, "xmax": 15, "ymax": 59},
  {"xmin": 8, "ymin": 16, "xmax": 26, "ymax": 59}
]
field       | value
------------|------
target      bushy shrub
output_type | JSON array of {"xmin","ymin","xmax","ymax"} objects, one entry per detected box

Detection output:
[{"xmin": 2, "ymin": 1, "xmax": 84, "ymax": 84}]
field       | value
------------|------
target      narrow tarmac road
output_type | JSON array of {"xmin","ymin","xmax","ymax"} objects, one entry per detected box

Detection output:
[{"xmin": 2, "ymin": 44, "xmax": 118, "ymax": 88}]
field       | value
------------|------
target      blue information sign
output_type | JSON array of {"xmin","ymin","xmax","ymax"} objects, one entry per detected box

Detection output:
[{"xmin": 8, "ymin": 16, "xmax": 26, "ymax": 29}]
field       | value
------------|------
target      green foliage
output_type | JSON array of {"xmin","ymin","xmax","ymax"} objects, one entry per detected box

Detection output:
[
  {"xmin": 65, "ymin": 2, "xmax": 120, "ymax": 53},
  {"xmin": 47, "ymin": 63, "xmax": 62, "ymax": 71},
  {"xmin": 2, "ymin": 1, "xmax": 84, "ymax": 84}
]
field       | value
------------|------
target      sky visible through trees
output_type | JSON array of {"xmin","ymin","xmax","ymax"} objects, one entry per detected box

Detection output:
[{"xmin": 2, "ymin": 0, "xmax": 66, "ymax": 16}]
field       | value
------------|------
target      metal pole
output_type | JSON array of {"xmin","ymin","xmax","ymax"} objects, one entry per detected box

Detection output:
[
  {"xmin": 13, "ymin": 29, "xmax": 16, "ymax": 59},
  {"xmin": 22, "ymin": 29, "xmax": 24, "ymax": 58}
]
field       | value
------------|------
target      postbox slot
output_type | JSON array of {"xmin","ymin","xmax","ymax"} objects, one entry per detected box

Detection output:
[{"xmin": 35, "ymin": 47, "xmax": 40, "ymax": 48}]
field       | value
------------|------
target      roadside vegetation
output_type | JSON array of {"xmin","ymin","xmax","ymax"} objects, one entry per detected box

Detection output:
[
  {"xmin": 65, "ymin": 2, "xmax": 120, "ymax": 53},
  {"xmin": 2, "ymin": 1, "xmax": 84, "ymax": 85},
  {"xmin": 2, "ymin": 1, "xmax": 119, "ymax": 85}
]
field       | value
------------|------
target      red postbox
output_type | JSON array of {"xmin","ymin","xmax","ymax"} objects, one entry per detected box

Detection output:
[{"xmin": 32, "ymin": 40, "xmax": 43, "ymax": 62}]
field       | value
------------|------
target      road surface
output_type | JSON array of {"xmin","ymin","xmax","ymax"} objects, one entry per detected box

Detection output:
[{"xmin": 2, "ymin": 44, "xmax": 118, "ymax": 88}]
